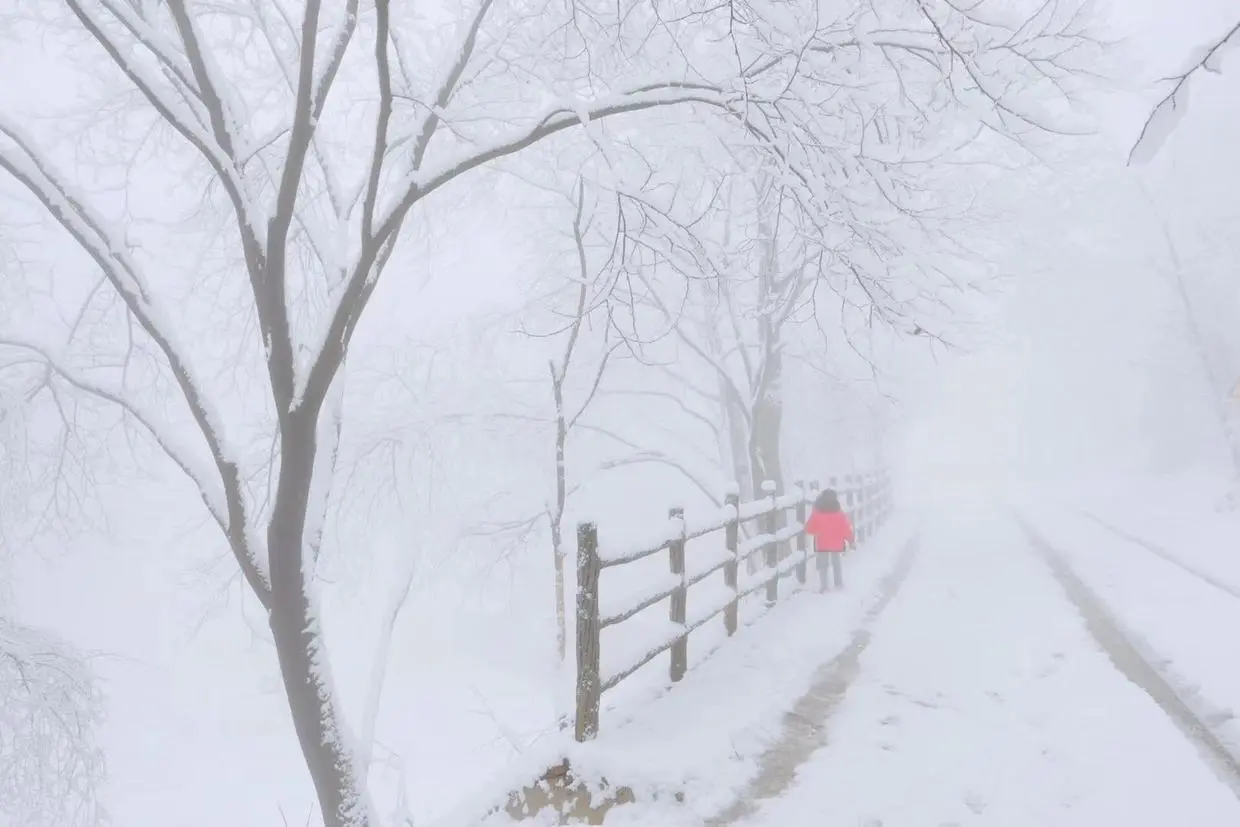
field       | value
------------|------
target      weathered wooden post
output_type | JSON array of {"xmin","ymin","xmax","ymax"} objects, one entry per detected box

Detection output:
[
  {"xmin": 856, "ymin": 476, "xmax": 869, "ymax": 545},
  {"xmin": 668, "ymin": 507, "xmax": 688, "ymax": 683},
  {"xmin": 724, "ymin": 489, "xmax": 740, "ymax": 636},
  {"xmin": 866, "ymin": 477, "xmax": 876, "ymax": 538},
  {"xmin": 808, "ymin": 479, "xmax": 820, "ymax": 574},
  {"xmin": 575, "ymin": 522, "xmax": 602, "ymax": 742},
  {"xmin": 794, "ymin": 480, "xmax": 808, "ymax": 585},
  {"xmin": 843, "ymin": 475, "xmax": 857, "ymax": 549},
  {"xmin": 762, "ymin": 480, "xmax": 778, "ymax": 605},
  {"xmin": 872, "ymin": 472, "xmax": 881, "ymax": 529}
]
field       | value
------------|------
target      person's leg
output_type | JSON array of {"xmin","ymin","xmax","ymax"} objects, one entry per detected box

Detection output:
[
  {"xmin": 815, "ymin": 553, "xmax": 830, "ymax": 592},
  {"xmin": 831, "ymin": 553, "xmax": 843, "ymax": 588}
]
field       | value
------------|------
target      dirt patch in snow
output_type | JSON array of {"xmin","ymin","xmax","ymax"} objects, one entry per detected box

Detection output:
[{"xmin": 705, "ymin": 537, "xmax": 920, "ymax": 826}]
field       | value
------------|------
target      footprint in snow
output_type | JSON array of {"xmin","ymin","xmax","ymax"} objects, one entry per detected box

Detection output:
[{"xmin": 964, "ymin": 792, "xmax": 987, "ymax": 814}]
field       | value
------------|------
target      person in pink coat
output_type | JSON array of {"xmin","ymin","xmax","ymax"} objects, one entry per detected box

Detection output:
[{"xmin": 804, "ymin": 489, "xmax": 854, "ymax": 592}]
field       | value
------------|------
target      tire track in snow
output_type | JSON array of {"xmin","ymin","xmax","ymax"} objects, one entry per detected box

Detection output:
[
  {"xmin": 1072, "ymin": 507, "xmax": 1240, "ymax": 602},
  {"xmin": 705, "ymin": 537, "xmax": 920, "ymax": 827},
  {"xmin": 1020, "ymin": 521, "xmax": 1240, "ymax": 804}
]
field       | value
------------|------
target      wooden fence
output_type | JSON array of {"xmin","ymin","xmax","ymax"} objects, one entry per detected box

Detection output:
[{"xmin": 573, "ymin": 470, "xmax": 893, "ymax": 741}]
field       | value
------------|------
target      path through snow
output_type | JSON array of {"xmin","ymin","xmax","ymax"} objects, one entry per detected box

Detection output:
[
  {"xmin": 726, "ymin": 507, "xmax": 1240, "ymax": 826},
  {"xmin": 707, "ymin": 538, "xmax": 919, "ymax": 826}
]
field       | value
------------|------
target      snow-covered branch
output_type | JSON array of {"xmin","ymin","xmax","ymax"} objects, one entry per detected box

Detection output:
[
  {"xmin": 0, "ymin": 616, "xmax": 105, "ymax": 827},
  {"xmin": 299, "ymin": 81, "xmax": 737, "ymax": 417},
  {"xmin": 0, "ymin": 119, "xmax": 271, "ymax": 607},
  {"xmin": 0, "ymin": 337, "xmax": 227, "ymax": 531},
  {"xmin": 65, "ymin": 0, "xmax": 266, "ymax": 250},
  {"xmin": 1130, "ymin": 19, "xmax": 1240, "ymax": 164}
]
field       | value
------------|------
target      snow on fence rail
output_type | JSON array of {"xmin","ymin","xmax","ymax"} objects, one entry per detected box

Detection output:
[{"xmin": 573, "ymin": 470, "xmax": 893, "ymax": 741}]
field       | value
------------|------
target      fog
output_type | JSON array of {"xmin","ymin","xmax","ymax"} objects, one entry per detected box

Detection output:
[
  {"xmin": 2, "ymin": 1, "xmax": 1239, "ymax": 826},
  {"xmin": 900, "ymin": 1, "xmax": 1240, "ymax": 502}
]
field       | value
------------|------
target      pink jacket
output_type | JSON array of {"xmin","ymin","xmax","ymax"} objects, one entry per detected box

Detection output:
[{"xmin": 805, "ymin": 509, "xmax": 854, "ymax": 552}]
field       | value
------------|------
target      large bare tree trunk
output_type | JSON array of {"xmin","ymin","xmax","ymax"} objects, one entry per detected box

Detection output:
[
  {"xmin": 268, "ymin": 416, "xmax": 371, "ymax": 827},
  {"xmin": 749, "ymin": 205, "xmax": 787, "ymax": 551},
  {"xmin": 749, "ymin": 388, "xmax": 785, "ymax": 500},
  {"xmin": 723, "ymin": 388, "xmax": 754, "ymax": 496},
  {"xmin": 749, "ymin": 361, "xmax": 787, "ymax": 559}
]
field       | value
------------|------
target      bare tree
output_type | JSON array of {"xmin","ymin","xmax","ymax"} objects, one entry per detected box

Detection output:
[
  {"xmin": 0, "ymin": 5, "xmax": 786, "ymax": 822},
  {"xmin": 478, "ymin": 176, "xmax": 723, "ymax": 663},
  {"xmin": 0, "ymin": 2, "xmax": 1099, "ymax": 823},
  {"xmin": 536, "ymin": 181, "xmax": 619, "ymax": 663},
  {"xmin": 1125, "ymin": 178, "xmax": 1240, "ymax": 502},
  {"xmin": 617, "ymin": 161, "xmax": 970, "ymax": 498}
]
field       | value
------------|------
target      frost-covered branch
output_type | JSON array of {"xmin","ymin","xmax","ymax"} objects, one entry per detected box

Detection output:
[
  {"xmin": 0, "ymin": 617, "xmax": 105, "ymax": 827},
  {"xmin": 300, "ymin": 82, "xmax": 740, "ymax": 416},
  {"xmin": 1130, "ymin": 19, "xmax": 1240, "ymax": 164},
  {"xmin": 0, "ymin": 119, "xmax": 271, "ymax": 607},
  {"xmin": 0, "ymin": 337, "xmax": 228, "ymax": 534},
  {"xmin": 64, "ymin": 0, "xmax": 266, "ymax": 251}
]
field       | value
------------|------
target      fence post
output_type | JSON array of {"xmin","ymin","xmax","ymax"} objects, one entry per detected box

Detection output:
[
  {"xmin": 843, "ymin": 475, "xmax": 857, "ymax": 550},
  {"xmin": 857, "ymin": 476, "xmax": 869, "ymax": 545},
  {"xmin": 668, "ymin": 507, "xmax": 688, "ymax": 683},
  {"xmin": 870, "ymin": 474, "xmax": 879, "ymax": 535},
  {"xmin": 762, "ymin": 480, "xmax": 778, "ymax": 605},
  {"xmin": 810, "ymin": 478, "xmax": 821, "ymax": 563},
  {"xmin": 574, "ymin": 522, "xmax": 602, "ymax": 742},
  {"xmin": 724, "ymin": 490, "xmax": 740, "ymax": 636},
  {"xmin": 867, "ymin": 474, "xmax": 875, "ymax": 541},
  {"xmin": 794, "ymin": 480, "xmax": 808, "ymax": 585}
]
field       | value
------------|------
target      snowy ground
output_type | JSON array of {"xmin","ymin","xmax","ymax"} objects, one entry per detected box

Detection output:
[
  {"xmin": 723, "ymin": 506, "xmax": 1240, "ymax": 827},
  {"xmin": 1054, "ymin": 467, "xmax": 1240, "ymax": 594},
  {"xmin": 10, "ymin": 468, "xmax": 910, "ymax": 826},
  {"xmin": 18, "ymin": 470, "xmax": 1240, "ymax": 826}
]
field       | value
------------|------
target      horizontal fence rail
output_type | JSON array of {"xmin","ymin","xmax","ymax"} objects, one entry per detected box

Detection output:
[{"xmin": 574, "ymin": 470, "xmax": 893, "ymax": 741}]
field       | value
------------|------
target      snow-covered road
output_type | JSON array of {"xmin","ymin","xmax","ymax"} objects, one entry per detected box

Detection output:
[{"xmin": 731, "ymin": 508, "xmax": 1240, "ymax": 826}]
